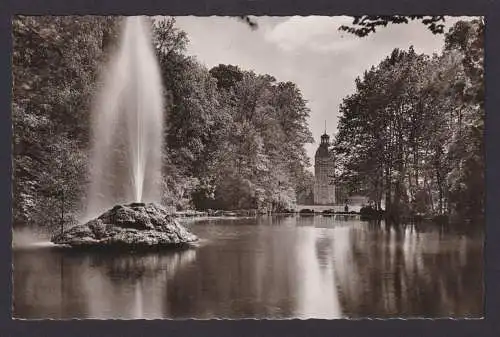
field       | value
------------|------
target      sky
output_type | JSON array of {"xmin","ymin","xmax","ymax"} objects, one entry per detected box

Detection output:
[{"xmin": 173, "ymin": 16, "xmax": 469, "ymax": 169}]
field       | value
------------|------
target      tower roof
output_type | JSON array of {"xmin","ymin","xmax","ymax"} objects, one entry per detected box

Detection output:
[
  {"xmin": 315, "ymin": 145, "xmax": 329, "ymax": 158},
  {"xmin": 315, "ymin": 132, "xmax": 331, "ymax": 158}
]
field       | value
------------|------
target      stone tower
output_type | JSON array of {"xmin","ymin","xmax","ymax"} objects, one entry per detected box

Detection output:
[{"xmin": 313, "ymin": 132, "xmax": 335, "ymax": 205}]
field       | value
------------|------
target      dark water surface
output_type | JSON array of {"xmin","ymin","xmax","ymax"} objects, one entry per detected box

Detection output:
[{"xmin": 13, "ymin": 216, "xmax": 483, "ymax": 319}]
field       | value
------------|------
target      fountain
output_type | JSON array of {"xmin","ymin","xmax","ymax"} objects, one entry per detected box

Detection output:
[
  {"xmin": 52, "ymin": 16, "xmax": 197, "ymax": 248},
  {"xmin": 87, "ymin": 16, "xmax": 163, "ymax": 216}
]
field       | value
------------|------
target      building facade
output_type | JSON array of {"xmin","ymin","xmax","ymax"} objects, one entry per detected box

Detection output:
[{"xmin": 313, "ymin": 132, "xmax": 336, "ymax": 205}]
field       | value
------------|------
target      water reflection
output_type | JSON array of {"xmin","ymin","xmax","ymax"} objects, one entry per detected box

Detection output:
[
  {"xmin": 332, "ymin": 221, "xmax": 483, "ymax": 318},
  {"xmin": 13, "ymin": 216, "xmax": 483, "ymax": 319},
  {"xmin": 14, "ymin": 248, "xmax": 196, "ymax": 319}
]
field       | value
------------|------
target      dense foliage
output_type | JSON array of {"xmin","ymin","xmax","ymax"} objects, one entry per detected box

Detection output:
[
  {"xmin": 12, "ymin": 16, "xmax": 483, "ymax": 230},
  {"xmin": 333, "ymin": 19, "xmax": 484, "ymax": 223},
  {"xmin": 12, "ymin": 16, "xmax": 120, "ymax": 229},
  {"xmin": 152, "ymin": 18, "xmax": 314, "ymax": 211},
  {"xmin": 12, "ymin": 16, "xmax": 313, "ymax": 230}
]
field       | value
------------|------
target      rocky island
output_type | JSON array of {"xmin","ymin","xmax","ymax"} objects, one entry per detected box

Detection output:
[{"xmin": 51, "ymin": 202, "xmax": 198, "ymax": 249}]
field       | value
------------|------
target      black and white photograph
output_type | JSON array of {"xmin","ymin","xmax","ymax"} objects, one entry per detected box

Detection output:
[{"xmin": 12, "ymin": 15, "xmax": 484, "ymax": 319}]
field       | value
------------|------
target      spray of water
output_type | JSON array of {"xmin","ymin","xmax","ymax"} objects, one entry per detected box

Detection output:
[
  {"xmin": 12, "ymin": 228, "xmax": 53, "ymax": 249},
  {"xmin": 86, "ymin": 16, "xmax": 164, "ymax": 218}
]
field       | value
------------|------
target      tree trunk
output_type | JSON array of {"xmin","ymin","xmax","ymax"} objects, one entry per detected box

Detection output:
[
  {"xmin": 423, "ymin": 175, "xmax": 434, "ymax": 214},
  {"xmin": 60, "ymin": 189, "xmax": 65, "ymax": 235},
  {"xmin": 385, "ymin": 167, "xmax": 392, "ymax": 215},
  {"xmin": 436, "ymin": 168, "xmax": 444, "ymax": 215}
]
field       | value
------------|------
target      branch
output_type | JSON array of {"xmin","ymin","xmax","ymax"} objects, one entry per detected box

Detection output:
[{"xmin": 339, "ymin": 16, "xmax": 446, "ymax": 37}]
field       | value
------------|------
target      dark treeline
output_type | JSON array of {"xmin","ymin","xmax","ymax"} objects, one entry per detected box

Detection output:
[
  {"xmin": 334, "ymin": 19, "xmax": 484, "ymax": 224},
  {"xmin": 12, "ymin": 16, "xmax": 313, "ymax": 230},
  {"xmin": 12, "ymin": 16, "xmax": 120, "ymax": 229}
]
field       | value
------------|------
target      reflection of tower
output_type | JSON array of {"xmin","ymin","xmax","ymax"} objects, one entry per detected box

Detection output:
[{"xmin": 313, "ymin": 130, "xmax": 335, "ymax": 205}]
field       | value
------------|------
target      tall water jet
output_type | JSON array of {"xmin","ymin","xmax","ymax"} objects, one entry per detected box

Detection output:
[
  {"xmin": 53, "ymin": 17, "xmax": 196, "ymax": 248},
  {"xmin": 86, "ymin": 16, "xmax": 164, "ymax": 219}
]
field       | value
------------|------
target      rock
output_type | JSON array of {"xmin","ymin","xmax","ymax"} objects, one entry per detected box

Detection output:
[{"xmin": 51, "ymin": 203, "xmax": 198, "ymax": 248}]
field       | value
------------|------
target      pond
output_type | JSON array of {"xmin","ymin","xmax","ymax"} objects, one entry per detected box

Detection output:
[{"xmin": 13, "ymin": 216, "xmax": 483, "ymax": 319}]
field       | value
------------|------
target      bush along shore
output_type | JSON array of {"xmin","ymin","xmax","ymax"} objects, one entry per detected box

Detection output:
[{"xmin": 358, "ymin": 206, "xmax": 469, "ymax": 226}]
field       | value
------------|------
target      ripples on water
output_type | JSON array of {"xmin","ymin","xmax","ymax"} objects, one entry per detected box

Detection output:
[{"xmin": 13, "ymin": 216, "xmax": 483, "ymax": 319}]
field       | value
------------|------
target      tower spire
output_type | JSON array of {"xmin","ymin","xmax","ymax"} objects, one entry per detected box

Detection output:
[{"xmin": 324, "ymin": 120, "xmax": 327, "ymax": 134}]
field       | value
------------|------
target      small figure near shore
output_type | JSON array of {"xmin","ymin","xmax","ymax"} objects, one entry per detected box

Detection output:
[{"xmin": 344, "ymin": 204, "xmax": 349, "ymax": 213}]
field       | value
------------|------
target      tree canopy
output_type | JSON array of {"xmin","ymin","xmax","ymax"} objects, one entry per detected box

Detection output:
[
  {"xmin": 12, "ymin": 16, "xmax": 314, "ymax": 231},
  {"xmin": 333, "ymin": 19, "xmax": 484, "ymax": 224},
  {"xmin": 12, "ymin": 16, "xmax": 120, "ymax": 229},
  {"xmin": 12, "ymin": 16, "xmax": 483, "ymax": 230}
]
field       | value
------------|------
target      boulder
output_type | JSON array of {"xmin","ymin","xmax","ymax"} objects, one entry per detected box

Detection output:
[{"xmin": 51, "ymin": 203, "xmax": 198, "ymax": 248}]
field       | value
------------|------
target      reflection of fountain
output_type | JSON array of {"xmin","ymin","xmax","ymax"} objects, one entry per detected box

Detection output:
[
  {"xmin": 82, "ymin": 249, "xmax": 197, "ymax": 318},
  {"xmin": 86, "ymin": 16, "xmax": 164, "ymax": 218},
  {"xmin": 98, "ymin": 249, "xmax": 197, "ymax": 281},
  {"xmin": 133, "ymin": 281, "xmax": 143, "ymax": 318}
]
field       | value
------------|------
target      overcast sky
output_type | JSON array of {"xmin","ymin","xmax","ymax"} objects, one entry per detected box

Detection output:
[{"xmin": 174, "ymin": 16, "xmax": 469, "ymax": 169}]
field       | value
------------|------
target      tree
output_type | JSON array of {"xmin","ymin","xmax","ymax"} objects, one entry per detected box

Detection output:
[
  {"xmin": 333, "ymin": 19, "xmax": 484, "ymax": 224},
  {"xmin": 209, "ymin": 64, "xmax": 244, "ymax": 90},
  {"xmin": 12, "ymin": 16, "xmax": 119, "ymax": 230},
  {"xmin": 443, "ymin": 19, "xmax": 484, "ymax": 222},
  {"xmin": 187, "ymin": 67, "xmax": 313, "ymax": 211},
  {"xmin": 339, "ymin": 16, "xmax": 446, "ymax": 37},
  {"xmin": 13, "ymin": 16, "xmax": 317, "ymax": 223}
]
